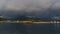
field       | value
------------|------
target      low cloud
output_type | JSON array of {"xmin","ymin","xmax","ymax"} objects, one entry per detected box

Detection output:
[
  {"xmin": 0, "ymin": 0, "xmax": 60, "ymax": 19},
  {"xmin": 0, "ymin": 0, "xmax": 60, "ymax": 11}
]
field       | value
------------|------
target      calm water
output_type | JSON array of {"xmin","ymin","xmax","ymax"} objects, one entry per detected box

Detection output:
[{"xmin": 0, "ymin": 23, "xmax": 60, "ymax": 34}]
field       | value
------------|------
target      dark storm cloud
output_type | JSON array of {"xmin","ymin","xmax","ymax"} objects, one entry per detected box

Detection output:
[{"xmin": 0, "ymin": 0, "xmax": 60, "ymax": 19}]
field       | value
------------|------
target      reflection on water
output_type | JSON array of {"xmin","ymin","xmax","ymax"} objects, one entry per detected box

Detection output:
[{"xmin": 0, "ymin": 23, "xmax": 60, "ymax": 34}]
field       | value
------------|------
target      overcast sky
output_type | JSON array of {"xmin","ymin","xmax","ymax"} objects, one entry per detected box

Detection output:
[
  {"xmin": 0, "ymin": 0, "xmax": 60, "ymax": 11},
  {"xmin": 0, "ymin": 0, "xmax": 60, "ymax": 19}
]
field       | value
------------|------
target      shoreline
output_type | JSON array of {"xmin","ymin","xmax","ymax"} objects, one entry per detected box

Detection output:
[{"xmin": 0, "ymin": 21, "xmax": 60, "ymax": 24}]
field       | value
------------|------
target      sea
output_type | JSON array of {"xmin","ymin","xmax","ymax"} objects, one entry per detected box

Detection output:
[{"xmin": 0, "ymin": 23, "xmax": 60, "ymax": 34}]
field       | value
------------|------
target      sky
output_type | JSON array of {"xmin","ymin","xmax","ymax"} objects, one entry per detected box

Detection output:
[
  {"xmin": 0, "ymin": 0, "xmax": 60, "ymax": 19},
  {"xmin": 0, "ymin": 0, "xmax": 60, "ymax": 11}
]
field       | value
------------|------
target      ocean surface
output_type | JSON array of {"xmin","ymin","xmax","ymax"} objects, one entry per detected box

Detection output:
[{"xmin": 0, "ymin": 23, "xmax": 60, "ymax": 34}]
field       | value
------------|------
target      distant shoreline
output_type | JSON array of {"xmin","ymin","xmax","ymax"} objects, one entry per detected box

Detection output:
[{"xmin": 0, "ymin": 20, "xmax": 60, "ymax": 24}]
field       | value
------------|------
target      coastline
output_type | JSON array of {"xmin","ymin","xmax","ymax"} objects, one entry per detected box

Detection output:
[{"xmin": 0, "ymin": 21, "xmax": 60, "ymax": 24}]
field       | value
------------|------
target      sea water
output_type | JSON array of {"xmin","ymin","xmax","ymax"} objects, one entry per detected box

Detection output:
[{"xmin": 0, "ymin": 23, "xmax": 60, "ymax": 34}]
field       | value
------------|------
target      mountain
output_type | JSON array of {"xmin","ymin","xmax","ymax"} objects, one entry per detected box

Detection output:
[
  {"xmin": 0, "ymin": 9, "xmax": 60, "ymax": 20},
  {"xmin": 0, "ymin": 18, "xmax": 7, "ymax": 21}
]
